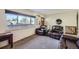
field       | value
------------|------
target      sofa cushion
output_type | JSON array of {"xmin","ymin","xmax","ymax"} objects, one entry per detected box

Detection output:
[
  {"xmin": 76, "ymin": 40, "xmax": 79, "ymax": 48},
  {"xmin": 66, "ymin": 40, "xmax": 77, "ymax": 49}
]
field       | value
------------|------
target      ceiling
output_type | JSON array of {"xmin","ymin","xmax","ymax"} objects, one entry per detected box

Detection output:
[{"xmin": 31, "ymin": 9, "xmax": 76, "ymax": 16}]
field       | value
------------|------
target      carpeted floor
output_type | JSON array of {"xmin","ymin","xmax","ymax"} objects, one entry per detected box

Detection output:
[{"xmin": 13, "ymin": 35, "xmax": 60, "ymax": 49}]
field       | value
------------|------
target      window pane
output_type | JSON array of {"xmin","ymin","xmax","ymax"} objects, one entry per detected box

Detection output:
[
  {"xmin": 6, "ymin": 14, "xmax": 18, "ymax": 25},
  {"xmin": 26, "ymin": 17, "xmax": 31, "ymax": 24},
  {"xmin": 18, "ymin": 15, "xmax": 26, "ymax": 24},
  {"xmin": 31, "ymin": 17, "xmax": 35, "ymax": 24}
]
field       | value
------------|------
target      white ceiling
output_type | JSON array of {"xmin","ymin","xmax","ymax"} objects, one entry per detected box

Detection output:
[{"xmin": 31, "ymin": 9, "xmax": 76, "ymax": 16}]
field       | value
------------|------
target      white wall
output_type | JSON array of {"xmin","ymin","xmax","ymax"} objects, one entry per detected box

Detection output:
[
  {"xmin": 0, "ymin": 9, "xmax": 42, "ymax": 47},
  {"xmin": 46, "ymin": 11, "xmax": 77, "ymax": 33},
  {"xmin": 0, "ymin": 9, "xmax": 7, "ymax": 33}
]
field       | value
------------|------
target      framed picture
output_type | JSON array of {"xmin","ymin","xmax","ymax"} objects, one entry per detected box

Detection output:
[{"xmin": 65, "ymin": 26, "xmax": 77, "ymax": 35}]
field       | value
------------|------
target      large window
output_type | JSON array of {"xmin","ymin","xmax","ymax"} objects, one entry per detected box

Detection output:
[{"xmin": 5, "ymin": 10, "xmax": 36, "ymax": 26}]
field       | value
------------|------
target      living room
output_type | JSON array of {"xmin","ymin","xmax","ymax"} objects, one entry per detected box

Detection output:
[{"xmin": 0, "ymin": 9, "xmax": 79, "ymax": 49}]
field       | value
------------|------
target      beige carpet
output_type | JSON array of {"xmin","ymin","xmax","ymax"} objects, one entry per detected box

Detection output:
[{"xmin": 13, "ymin": 35, "xmax": 60, "ymax": 49}]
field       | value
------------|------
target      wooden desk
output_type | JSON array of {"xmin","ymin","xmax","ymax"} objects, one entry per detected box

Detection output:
[{"xmin": 0, "ymin": 33, "xmax": 13, "ymax": 48}]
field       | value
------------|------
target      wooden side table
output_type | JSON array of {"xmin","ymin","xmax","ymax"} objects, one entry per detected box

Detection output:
[{"xmin": 0, "ymin": 33, "xmax": 13, "ymax": 48}]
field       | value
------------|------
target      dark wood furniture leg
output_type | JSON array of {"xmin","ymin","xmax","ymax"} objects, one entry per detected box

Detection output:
[{"xmin": 8, "ymin": 34, "xmax": 13, "ymax": 48}]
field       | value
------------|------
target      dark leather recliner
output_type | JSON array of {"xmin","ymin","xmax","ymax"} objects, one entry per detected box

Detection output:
[
  {"xmin": 48, "ymin": 25, "xmax": 63, "ymax": 40},
  {"xmin": 35, "ymin": 26, "xmax": 47, "ymax": 35}
]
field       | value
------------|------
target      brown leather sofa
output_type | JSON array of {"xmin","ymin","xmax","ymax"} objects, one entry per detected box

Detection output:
[
  {"xmin": 48, "ymin": 25, "xmax": 63, "ymax": 40},
  {"xmin": 60, "ymin": 35, "xmax": 79, "ymax": 49}
]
